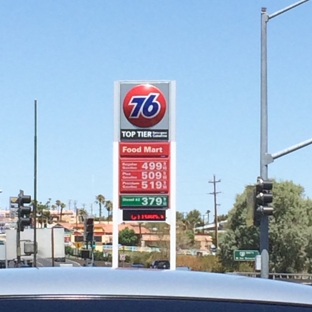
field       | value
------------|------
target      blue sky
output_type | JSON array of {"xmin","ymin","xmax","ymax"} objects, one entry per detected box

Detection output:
[{"xmin": 1, "ymin": 1, "xmax": 311, "ymax": 220}]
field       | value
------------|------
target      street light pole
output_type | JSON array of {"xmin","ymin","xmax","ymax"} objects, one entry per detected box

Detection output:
[
  {"xmin": 260, "ymin": 6, "xmax": 269, "ymax": 280},
  {"xmin": 260, "ymin": 0, "xmax": 309, "ymax": 279}
]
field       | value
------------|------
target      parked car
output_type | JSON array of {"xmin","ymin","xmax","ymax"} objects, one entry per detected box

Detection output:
[
  {"xmin": 83, "ymin": 263, "xmax": 97, "ymax": 267},
  {"xmin": 176, "ymin": 266, "xmax": 191, "ymax": 271},
  {"xmin": 131, "ymin": 263, "xmax": 144, "ymax": 268},
  {"xmin": 150, "ymin": 260, "xmax": 170, "ymax": 269},
  {"xmin": 0, "ymin": 267, "xmax": 312, "ymax": 311}
]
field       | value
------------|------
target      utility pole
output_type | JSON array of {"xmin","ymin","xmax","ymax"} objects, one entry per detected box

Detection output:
[{"xmin": 209, "ymin": 175, "xmax": 221, "ymax": 249}]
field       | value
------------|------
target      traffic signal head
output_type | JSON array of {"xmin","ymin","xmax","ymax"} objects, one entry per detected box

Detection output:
[
  {"xmin": 84, "ymin": 217, "xmax": 94, "ymax": 243},
  {"xmin": 256, "ymin": 178, "xmax": 273, "ymax": 193},
  {"xmin": 18, "ymin": 194, "xmax": 32, "ymax": 231},
  {"xmin": 254, "ymin": 178, "xmax": 273, "ymax": 224}
]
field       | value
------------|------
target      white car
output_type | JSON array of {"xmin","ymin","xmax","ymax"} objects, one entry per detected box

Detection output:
[{"xmin": 0, "ymin": 267, "xmax": 311, "ymax": 311}]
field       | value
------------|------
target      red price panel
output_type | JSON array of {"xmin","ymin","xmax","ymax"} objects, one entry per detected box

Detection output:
[{"xmin": 119, "ymin": 158, "xmax": 170, "ymax": 193}]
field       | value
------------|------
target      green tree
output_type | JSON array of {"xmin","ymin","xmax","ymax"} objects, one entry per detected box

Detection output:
[
  {"xmin": 77, "ymin": 208, "xmax": 88, "ymax": 222},
  {"xmin": 176, "ymin": 211, "xmax": 192, "ymax": 244},
  {"xmin": 183, "ymin": 209, "xmax": 202, "ymax": 231},
  {"xmin": 105, "ymin": 200, "xmax": 113, "ymax": 221},
  {"xmin": 95, "ymin": 194, "xmax": 105, "ymax": 219},
  {"xmin": 176, "ymin": 211, "xmax": 185, "ymax": 222},
  {"xmin": 60, "ymin": 202, "xmax": 66, "ymax": 222},
  {"xmin": 305, "ymin": 198, "xmax": 312, "ymax": 273},
  {"xmin": 119, "ymin": 227, "xmax": 138, "ymax": 246},
  {"xmin": 219, "ymin": 180, "xmax": 310, "ymax": 273},
  {"xmin": 55, "ymin": 200, "xmax": 61, "ymax": 221},
  {"xmin": 219, "ymin": 189, "xmax": 259, "ymax": 270},
  {"xmin": 55, "ymin": 200, "xmax": 66, "ymax": 222},
  {"xmin": 269, "ymin": 181, "xmax": 308, "ymax": 273},
  {"xmin": 218, "ymin": 214, "xmax": 228, "ymax": 222},
  {"xmin": 32, "ymin": 200, "xmax": 51, "ymax": 228}
]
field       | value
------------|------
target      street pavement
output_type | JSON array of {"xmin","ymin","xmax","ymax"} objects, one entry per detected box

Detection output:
[{"xmin": 6, "ymin": 257, "xmax": 81, "ymax": 268}]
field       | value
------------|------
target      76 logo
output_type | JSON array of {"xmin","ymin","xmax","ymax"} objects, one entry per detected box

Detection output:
[
  {"xmin": 123, "ymin": 84, "xmax": 167, "ymax": 128},
  {"xmin": 129, "ymin": 93, "xmax": 160, "ymax": 119}
]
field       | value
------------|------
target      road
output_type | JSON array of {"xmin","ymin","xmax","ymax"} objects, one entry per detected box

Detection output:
[
  {"xmin": 6, "ymin": 257, "xmax": 81, "ymax": 268},
  {"xmin": 36, "ymin": 257, "xmax": 81, "ymax": 267}
]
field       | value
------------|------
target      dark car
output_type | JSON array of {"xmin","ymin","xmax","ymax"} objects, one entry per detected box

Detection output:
[{"xmin": 150, "ymin": 260, "xmax": 170, "ymax": 269}]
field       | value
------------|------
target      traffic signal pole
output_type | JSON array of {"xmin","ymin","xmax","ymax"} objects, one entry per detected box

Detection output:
[
  {"xmin": 16, "ymin": 190, "xmax": 23, "ymax": 267},
  {"xmin": 34, "ymin": 99, "xmax": 38, "ymax": 267},
  {"xmin": 260, "ymin": 7, "xmax": 269, "ymax": 279},
  {"xmin": 260, "ymin": 0, "xmax": 310, "ymax": 278},
  {"xmin": 16, "ymin": 190, "xmax": 32, "ymax": 267}
]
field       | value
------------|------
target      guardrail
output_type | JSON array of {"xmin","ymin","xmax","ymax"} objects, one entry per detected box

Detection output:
[{"xmin": 228, "ymin": 272, "xmax": 312, "ymax": 283}]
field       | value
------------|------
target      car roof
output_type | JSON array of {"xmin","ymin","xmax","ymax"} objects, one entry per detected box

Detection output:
[{"xmin": 0, "ymin": 267, "xmax": 311, "ymax": 305}]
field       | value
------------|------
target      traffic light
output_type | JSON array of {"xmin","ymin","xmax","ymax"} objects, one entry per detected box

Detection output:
[
  {"xmin": 18, "ymin": 194, "xmax": 32, "ymax": 231},
  {"xmin": 84, "ymin": 217, "xmax": 94, "ymax": 247},
  {"xmin": 254, "ymin": 177, "xmax": 273, "ymax": 225}
]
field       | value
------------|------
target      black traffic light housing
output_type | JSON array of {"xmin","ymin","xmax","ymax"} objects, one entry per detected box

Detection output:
[
  {"xmin": 254, "ymin": 177, "xmax": 273, "ymax": 226},
  {"xmin": 84, "ymin": 217, "xmax": 94, "ymax": 247},
  {"xmin": 18, "ymin": 194, "xmax": 32, "ymax": 231}
]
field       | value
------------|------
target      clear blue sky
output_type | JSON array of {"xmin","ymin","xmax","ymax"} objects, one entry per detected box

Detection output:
[{"xmin": 1, "ymin": 1, "xmax": 311, "ymax": 220}]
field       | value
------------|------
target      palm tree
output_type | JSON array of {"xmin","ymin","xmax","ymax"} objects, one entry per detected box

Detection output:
[
  {"xmin": 105, "ymin": 200, "xmax": 113, "ymax": 222},
  {"xmin": 78, "ymin": 208, "xmax": 88, "ymax": 222},
  {"xmin": 45, "ymin": 198, "xmax": 52, "ymax": 210},
  {"xmin": 75, "ymin": 208, "xmax": 88, "ymax": 228},
  {"xmin": 42, "ymin": 210, "xmax": 52, "ymax": 228},
  {"xmin": 31, "ymin": 200, "xmax": 51, "ymax": 228},
  {"xmin": 95, "ymin": 195, "xmax": 105, "ymax": 219},
  {"xmin": 55, "ymin": 200, "xmax": 66, "ymax": 222},
  {"xmin": 55, "ymin": 200, "xmax": 61, "ymax": 215},
  {"xmin": 60, "ymin": 202, "xmax": 66, "ymax": 222}
]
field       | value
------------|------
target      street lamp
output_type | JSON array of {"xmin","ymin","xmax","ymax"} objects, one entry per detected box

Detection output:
[{"xmin": 260, "ymin": 0, "xmax": 309, "ymax": 279}]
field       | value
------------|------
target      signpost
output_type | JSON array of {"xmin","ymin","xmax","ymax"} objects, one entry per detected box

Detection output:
[
  {"xmin": 113, "ymin": 81, "xmax": 176, "ymax": 269},
  {"xmin": 234, "ymin": 250, "xmax": 260, "ymax": 261}
]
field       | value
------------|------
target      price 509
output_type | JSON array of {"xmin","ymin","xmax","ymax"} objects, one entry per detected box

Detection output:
[{"xmin": 141, "ymin": 171, "xmax": 163, "ymax": 180}]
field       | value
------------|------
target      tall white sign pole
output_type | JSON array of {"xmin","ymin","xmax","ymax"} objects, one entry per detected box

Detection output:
[{"xmin": 113, "ymin": 81, "xmax": 176, "ymax": 269}]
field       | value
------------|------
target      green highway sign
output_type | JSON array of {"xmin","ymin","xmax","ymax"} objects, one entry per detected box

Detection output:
[
  {"xmin": 120, "ymin": 195, "xmax": 169, "ymax": 208},
  {"xmin": 234, "ymin": 250, "xmax": 259, "ymax": 261}
]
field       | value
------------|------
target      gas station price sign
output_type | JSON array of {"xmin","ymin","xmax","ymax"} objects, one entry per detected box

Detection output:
[
  {"xmin": 119, "ymin": 158, "xmax": 170, "ymax": 193},
  {"xmin": 120, "ymin": 195, "xmax": 169, "ymax": 208}
]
